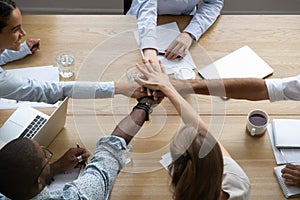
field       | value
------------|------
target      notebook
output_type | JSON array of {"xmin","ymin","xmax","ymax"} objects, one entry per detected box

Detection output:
[
  {"xmin": 274, "ymin": 165, "xmax": 300, "ymax": 198},
  {"xmin": 267, "ymin": 124, "xmax": 300, "ymax": 164},
  {"xmin": 198, "ymin": 46, "xmax": 273, "ymax": 79},
  {"xmin": 272, "ymin": 119, "xmax": 300, "ymax": 148},
  {"xmin": 0, "ymin": 97, "xmax": 69, "ymax": 149}
]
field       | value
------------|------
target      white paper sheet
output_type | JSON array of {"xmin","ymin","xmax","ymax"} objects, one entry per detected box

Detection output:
[
  {"xmin": 47, "ymin": 167, "xmax": 83, "ymax": 191},
  {"xmin": 133, "ymin": 22, "xmax": 196, "ymax": 74},
  {"xmin": 267, "ymin": 124, "xmax": 300, "ymax": 164},
  {"xmin": 159, "ymin": 152, "xmax": 172, "ymax": 172},
  {"xmin": 0, "ymin": 66, "xmax": 59, "ymax": 109}
]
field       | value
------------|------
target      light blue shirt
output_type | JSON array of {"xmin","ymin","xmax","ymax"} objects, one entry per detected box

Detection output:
[
  {"xmin": 127, "ymin": 0, "xmax": 224, "ymax": 50},
  {"xmin": 0, "ymin": 136, "xmax": 127, "ymax": 200},
  {"xmin": 0, "ymin": 43, "xmax": 115, "ymax": 104}
]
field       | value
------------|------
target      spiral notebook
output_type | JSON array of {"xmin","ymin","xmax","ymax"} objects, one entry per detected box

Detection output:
[{"xmin": 274, "ymin": 165, "xmax": 300, "ymax": 198}]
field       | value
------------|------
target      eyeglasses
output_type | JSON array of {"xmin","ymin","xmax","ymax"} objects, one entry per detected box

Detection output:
[
  {"xmin": 33, "ymin": 146, "xmax": 53, "ymax": 184},
  {"xmin": 41, "ymin": 146, "xmax": 53, "ymax": 161}
]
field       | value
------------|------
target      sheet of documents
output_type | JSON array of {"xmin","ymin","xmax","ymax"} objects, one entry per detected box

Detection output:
[
  {"xmin": 47, "ymin": 167, "xmax": 83, "ymax": 191},
  {"xmin": 133, "ymin": 22, "xmax": 196, "ymax": 74},
  {"xmin": 0, "ymin": 65, "xmax": 59, "ymax": 109},
  {"xmin": 267, "ymin": 124, "xmax": 300, "ymax": 164}
]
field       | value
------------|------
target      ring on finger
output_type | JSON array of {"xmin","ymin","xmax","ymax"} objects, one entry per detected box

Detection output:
[{"xmin": 76, "ymin": 155, "xmax": 83, "ymax": 163}]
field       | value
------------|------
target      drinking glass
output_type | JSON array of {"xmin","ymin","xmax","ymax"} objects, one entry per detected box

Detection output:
[{"xmin": 56, "ymin": 52, "xmax": 75, "ymax": 78}]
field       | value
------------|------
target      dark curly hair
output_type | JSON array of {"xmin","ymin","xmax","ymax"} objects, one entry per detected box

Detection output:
[
  {"xmin": 0, "ymin": 0, "xmax": 17, "ymax": 32},
  {"xmin": 0, "ymin": 138, "xmax": 43, "ymax": 199}
]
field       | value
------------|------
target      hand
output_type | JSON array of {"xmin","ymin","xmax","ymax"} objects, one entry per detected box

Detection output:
[
  {"xmin": 137, "ymin": 95, "xmax": 164, "ymax": 108},
  {"xmin": 115, "ymin": 82, "xmax": 148, "ymax": 99},
  {"xmin": 26, "ymin": 38, "xmax": 41, "ymax": 53},
  {"xmin": 135, "ymin": 59, "xmax": 172, "ymax": 93},
  {"xmin": 281, "ymin": 164, "xmax": 300, "ymax": 187},
  {"xmin": 143, "ymin": 48, "xmax": 159, "ymax": 65},
  {"xmin": 165, "ymin": 32, "xmax": 193, "ymax": 61},
  {"xmin": 50, "ymin": 147, "xmax": 90, "ymax": 176}
]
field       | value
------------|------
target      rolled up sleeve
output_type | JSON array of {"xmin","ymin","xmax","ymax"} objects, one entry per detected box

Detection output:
[{"xmin": 265, "ymin": 75, "xmax": 300, "ymax": 102}]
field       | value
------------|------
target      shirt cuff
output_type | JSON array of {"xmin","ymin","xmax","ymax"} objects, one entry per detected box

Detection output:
[
  {"xmin": 21, "ymin": 41, "xmax": 33, "ymax": 55},
  {"xmin": 265, "ymin": 78, "xmax": 285, "ymax": 102}
]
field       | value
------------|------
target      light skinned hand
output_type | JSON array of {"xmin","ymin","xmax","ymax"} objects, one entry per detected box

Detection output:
[
  {"xmin": 135, "ymin": 59, "xmax": 172, "ymax": 92},
  {"xmin": 115, "ymin": 82, "xmax": 148, "ymax": 99},
  {"xmin": 50, "ymin": 147, "xmax": 90, "ymax": 175},
  {"xmin": 26, "ymin": 38, "xmax": 41, "ymax": 53},
  {"xmin": 281, "ymin": 163, "xmax": 300, "ymax": 187},
  {"xmin": 143, "ymin": 48, "xmax": 159, "ymax": 65},
  {"xmin": 165, "ymin": 32, "xmax": 193, "ymax": 61}
]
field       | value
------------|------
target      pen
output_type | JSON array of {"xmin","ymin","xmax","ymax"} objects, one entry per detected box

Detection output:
[{"xmin": 158, "ymin": 51, "xmax": 181, "ymax": 59}]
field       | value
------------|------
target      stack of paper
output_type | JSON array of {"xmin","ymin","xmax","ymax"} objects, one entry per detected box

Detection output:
[
  {"xmin": 267, "ymin": 120, "xmax": 300, "ymax": 164},
  {"xmin": 272, "ymin": 119, "xmax": 300, "ymax": 148}
]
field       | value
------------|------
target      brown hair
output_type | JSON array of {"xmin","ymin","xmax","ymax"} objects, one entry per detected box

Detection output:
[
  {"xmin": 0, "ymin": 0, "xmax": 16, "ymax": 32},
  {"xmin": 169, "ymin": 125, "xmax": 223, "ymax": 200}
]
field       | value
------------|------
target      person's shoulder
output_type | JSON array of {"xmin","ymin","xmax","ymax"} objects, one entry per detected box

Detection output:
[{"xmin": 222, "ymin": 157, "xmax": 251, "ymax": 200}]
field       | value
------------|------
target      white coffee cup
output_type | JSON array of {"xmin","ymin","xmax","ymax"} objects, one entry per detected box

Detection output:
[{"xmin": 246, "ymin": 109, "xmax": 269, "ymax": 136}]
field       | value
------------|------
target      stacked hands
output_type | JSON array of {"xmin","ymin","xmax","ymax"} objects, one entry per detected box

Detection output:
[
  {"xmin": 52, "ymin": 59, "xmax": 173, "ymax": 175},
  {"xmin": 45, "ymin": 59, "xmax": 300, "ymax": 190}
]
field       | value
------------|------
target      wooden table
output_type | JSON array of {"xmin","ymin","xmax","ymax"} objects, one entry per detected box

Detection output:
[{"xmin": 2, "ymin": 15, "xmax": 300, "ymax": 200}]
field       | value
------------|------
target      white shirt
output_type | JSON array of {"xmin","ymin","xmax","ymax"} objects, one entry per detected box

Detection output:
[
  {"xmin": 127, "ymin": 0, "xmax": 224, "ymax": 50},
  {"xmin": 222, "ymin": 157, "xmax": 251, "ymax": 200},
  {"xmin": 265, "ymin": 75, "xmax": 300, "ymax": 102}
]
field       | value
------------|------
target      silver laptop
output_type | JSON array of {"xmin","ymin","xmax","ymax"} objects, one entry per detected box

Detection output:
[{"xmin": 0, "ymin": 97, "xmax": 69, "ymax": 149}]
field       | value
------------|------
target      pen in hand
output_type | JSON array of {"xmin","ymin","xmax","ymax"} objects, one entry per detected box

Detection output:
[
  {"xmin": 158, "ymin": 51, "xmax": 182, "ymax": 59},
  {"xmin": 76, "ymin": 143, "xmax": 87, "ymax": 167}
]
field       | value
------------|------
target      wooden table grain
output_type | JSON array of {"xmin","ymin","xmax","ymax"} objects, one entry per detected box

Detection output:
[{"xmin": 2, "ymin": 15, "xmax": 300, "ymax": 200}]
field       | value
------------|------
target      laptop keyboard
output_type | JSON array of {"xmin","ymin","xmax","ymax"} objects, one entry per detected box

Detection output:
[{"xmin": 19, "ymin": 115, "xmax": 47, "ymax": 139}]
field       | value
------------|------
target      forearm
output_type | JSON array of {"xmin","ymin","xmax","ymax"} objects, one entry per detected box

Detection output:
[
  {"xmin": 0, "ymin": 42, "xmax": 31, "ymax": 65},
  {"xmin": 112, "ymin": 107, "xmax": 147, "ymax": 145},
  {"xmin": 173, "ymin": 78, "xmax": 269, "ymax": 101},
  {"xmin": 49, "ymin": 162, "xmax": 63, "ymax": 176},
  {"xmin": 184, "ymin": 0, "xmax": 224, "ymax": 41},
  {"xmin": 162, "ymin": 84, "xmax": 207, "ymax": 130},
  {"xmin": 199, "ymin": 78, "xmax": 269, "ymax": 100},
  {"xmin": 0, "ymin": 70, "xmax": 114, "ymax": 103}
]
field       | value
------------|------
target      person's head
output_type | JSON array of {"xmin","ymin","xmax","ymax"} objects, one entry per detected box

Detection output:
[
  {"xmin": 0, "ymin": 138, "xmax": 53, "ymax": 199},
  {"xmin": 169, "ymin": 125, "xmax": 223, "ymax": 200},
  {"xmin": 0, "ymin": 0, "xmax": 26, "ymax": 51}
]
